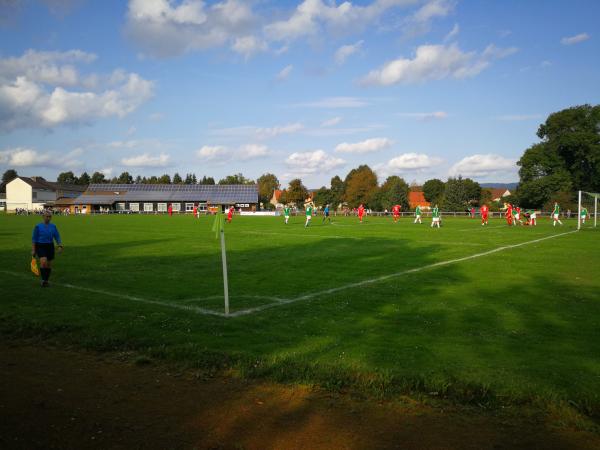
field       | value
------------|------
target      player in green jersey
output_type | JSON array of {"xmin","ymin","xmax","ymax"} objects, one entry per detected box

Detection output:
[
  {"xmin": 304, "ymin": 198, "xmax": 314, "ymax": 228},
  {"xmin": 414, "ymin": 205, "xmax": 422, "ymax": 224},
  {"xmin": 283, "ymin": 205, "xmax": 291, "ymax": 224},
  {"xmin": 581, "ymin": 207, "xmax": 588, "ymax": 224},
  {"xmin": 431, "ymin": 204, "xmax": 440, "ymax": 228},
  {"xmin": 552, "ymin": 202, "xmax": 563, "ymax": 226}
]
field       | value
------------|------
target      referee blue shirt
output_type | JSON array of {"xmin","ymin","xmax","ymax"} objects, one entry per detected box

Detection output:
[{"xmin": 32, "ymin": 223, "xmax": 62, "ymax": 245}]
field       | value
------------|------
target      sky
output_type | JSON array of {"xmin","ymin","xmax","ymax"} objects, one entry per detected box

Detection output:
[{"xmin": 0, "ymin": 0, "xmax": 598, "ymax": 188}]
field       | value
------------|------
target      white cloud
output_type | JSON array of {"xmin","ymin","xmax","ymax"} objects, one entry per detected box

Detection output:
[
  {"xmin": 196, "ymin": 145, "xmax": 230, "ymax": 161},
  {"xmin": 444, "ymin": 23, "xmax": 459, "ymax": 41},
  {"xmin": 334, "ymin": 40, "xmax": 364, "ymax": 65},
  {"xmin": 0, "ymin": 148, "xmax": 51, "ymax": 167},
  {"xmin": 232, "ymin": 35, "xmax": 268, "ymax": 58},
  {"xmin": 561, "ymin": 33, "xmax": 590, "ymax": 45},
  {"xmin": 256, "ymin": 122, "xmax": 303, "ymax": 138},
  {"xmin": 0, "ymin": 50, "xmax": 153, "ymax": 132},
  {"xmin": 295, "ymin": 96, "xmax": 369, "ymax": 108},
  {"xmin": 321, "ymin": 116, "xmax": 342, "ymax": 127},
  {"xmin": 449, "ymin": 154, "xmax": 516, "ymax": 177},
  {"xmin": 121, "ymin": 153, "xmax": 171, "ymax": 167},
  {"xmin": 285, "ymin": 149, "xmax": 345, "ymax": 175},
  {"xmin": 238, "ymin": 144, "xmax": 269, "ymax": 160},
  {"xmin": 362, "ymin": 43, "xmax": 517, "ymax": 86},
  {"xmin": 387, "ymin": 153, "xmax": 442, "ymax": 170},
  {"xmin": 404, "ymin": 0, "xmax": 455, "ymax": 37},
  {"xmin": 275, "ymin": 64, "xmax": 293, "ymax": 81},
  {"xmin": 398, "ymin": 111, "xmax": 448, "ymax": 120},
  {"xmin": 496, "ymin": 114, "xmax": 542, "ymax": 121},
  {"xmin": 264, "ymin": 0, "xmax": 413, "ymax": 42},
  {"xmin": 335, "ymin": 137, "xmax": 392, "ymax": 154},
  {"xmin": 126, "ymin": 0, "xmax": 257, "ymax": 58},
  {"xmin": 100, "ymin": 167, "xmax": 113, "ymax": 177}
]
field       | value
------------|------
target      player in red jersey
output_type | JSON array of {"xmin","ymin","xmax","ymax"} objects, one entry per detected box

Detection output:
[
  {"xmin": 227, "ymin": 206, "xmax": 234, "ymax": 223},
  {"xmin": 392, "ymin": 204, "xmax": 401, "ymax": 223},
  {"xmin": 480, "ymin": 204, "xmax": 489, "ymax": 226},
  {"xmin": 505, "ymin": 203, "xmax": 513, "ymax": 226},
  {"xmin": 358, "ymin": 204, "xmax": 365, "ymax": 223},
  {"xmin": 168, "ymin": 203, "xmax": 173, "ymax": 217}
]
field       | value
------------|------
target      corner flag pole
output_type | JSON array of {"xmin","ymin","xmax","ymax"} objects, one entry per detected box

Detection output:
[
  {"xmin": 212, "ymin": 209, "xmax": 229, "ymax": 315},
  {"xmin": 578, "ymin": 190, "xmax": 582, "ymax": 230}
]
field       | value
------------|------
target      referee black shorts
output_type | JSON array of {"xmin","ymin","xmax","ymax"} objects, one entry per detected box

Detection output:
[{"xmin": 35, "ymin": 243, "xmax": 55, "ymax": 261}]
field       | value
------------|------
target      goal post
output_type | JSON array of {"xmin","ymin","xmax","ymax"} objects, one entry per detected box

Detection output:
[{"xmin": 578, "ymin": 190, "xmax": 599, "ymax": 230}]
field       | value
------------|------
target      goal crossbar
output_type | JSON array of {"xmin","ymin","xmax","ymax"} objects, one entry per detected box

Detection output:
[{"xmin": 578, "ymin": 190, "xmax": 599, "ymax": 230}]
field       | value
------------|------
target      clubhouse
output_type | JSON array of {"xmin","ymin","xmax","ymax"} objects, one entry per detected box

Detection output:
[{"xmin": 54, "ymin": 183, "xmax": 259, "ymax": 214}]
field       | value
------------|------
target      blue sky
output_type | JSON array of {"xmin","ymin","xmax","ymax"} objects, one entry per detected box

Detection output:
[{"xmin": 0, "ymin": 0, "xmax": 598, "ymax": 187}]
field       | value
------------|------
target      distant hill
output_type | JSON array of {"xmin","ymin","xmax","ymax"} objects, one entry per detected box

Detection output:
[{"xmin": 480, "ymin": 183, "xmax": 518, "ymax": 190}]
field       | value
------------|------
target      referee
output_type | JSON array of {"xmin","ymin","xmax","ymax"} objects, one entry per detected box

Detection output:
[{"xmin": 32, "ymin": 210, "xmax": 63, "ymax": 287}]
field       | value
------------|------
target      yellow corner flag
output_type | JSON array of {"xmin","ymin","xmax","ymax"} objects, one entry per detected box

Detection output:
[
  {"xmin": 31, "ymin": 257, "xmax": 40, "ymax": 277},
  {"xmin": 211, "ymin": 209, "xmax": 224, "ymax": 239}
]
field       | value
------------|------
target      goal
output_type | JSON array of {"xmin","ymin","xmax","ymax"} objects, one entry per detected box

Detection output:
[{"xmin": 578, "ymin": 191, "xmax": 599, "ymax": 230}]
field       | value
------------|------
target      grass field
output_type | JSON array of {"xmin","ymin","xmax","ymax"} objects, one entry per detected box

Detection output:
[{"xmin": 1, "ymin": 213, "xmax": 599, "ymax": 420}]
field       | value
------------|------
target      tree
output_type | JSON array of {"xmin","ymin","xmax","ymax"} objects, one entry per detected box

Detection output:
[
  {"xmin": 147, "ymin": 175, "xmax": 159, "ymax": 184},
  {"xmin": 200, "ymin": 175, "xmax": 215, "ymax": 185},
  {"xmin": 173, "ymin": 173, "xmax": 183, "ymax": 184},
  {"xmin": 313, "ymin": 186, "xmax": 334, "ymax": 207},
  {"xmin": 2, "ymin": 169, "xmax": 18, "ymax": 184},
  {"xmin": 184, "ymin": 173, "xmax": 193, "ymax": 184},
  {"xmin": 158, "ymin": 174, "xmax": 171, "ymax": 184},
  {"xmin": 117, "ymin": 171, "xmax": 133, "ymax": 184},
  {"xmin": 257, "ymin": 173, "xmax": 280, "ymax": 206},
  {"xmin": 91, "ymin": 172, "xmax": 106, "ymax": 184},
  {"xmin": 218, "ymin": 173, "xmax": 254, "ymax": 185},
  {"xmin": 442, "ymin": 177, "xmax": 469, "ymax": 211},
  {"xmin": 191, "ymin": 173, "xmax": 197, "ymax": 184},
  {"xmin": 285, "ymin": 178, "xmax": 308, "ymax": 206},
  {"xmin": 422, "ymin": 179, "xmax": 445, "ymax": 204},
  {"xmin": 77, "ymin": 172, "xmax": 90, "ymax": 185},
  {"xmin": 57, "ymin": 171, "xmax": 77, "ymax": 184},
  {"xmin": 463, "ymin": 178, "xmax": 482, "ymax": 206},
  {"xmin": 377, "ymin": 176, "xmax": 410, "ymax": 211},
  {"xmin": 343, "ymin": 165, "xmax": 378, "ymax": 207},
  {"xmin": 330, "ymin": 175, "xmax": 345, "ymax": 209}
]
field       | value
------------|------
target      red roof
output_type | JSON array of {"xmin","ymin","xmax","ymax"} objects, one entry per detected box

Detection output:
[
  {"xmin": 409, "ymin": 191, "xmax": 430, "ymax": 208},
  {"xmin": 273, "ymin": 190, "xmax": 283, "ymax": 201}
]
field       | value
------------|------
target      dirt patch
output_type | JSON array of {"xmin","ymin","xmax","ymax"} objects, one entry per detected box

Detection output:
[{"xmin": 1, "ymin": 341, "xmax": 598, "ymax": 450}]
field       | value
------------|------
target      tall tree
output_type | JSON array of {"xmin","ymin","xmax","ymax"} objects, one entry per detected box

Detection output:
[
  {"xmin": 158, "ymin": 174, "xmax": 171, "ymax": 184},
  {"xmin": 377, "ymin": 176, "xmax": 410, "ymax": 210},
  {"xmin": 285, "ymin": 178, "xmax": 308, "ymax": 206},
  {"xmin": 184, "ymin": 173, "xmax": 193, "ymax": 184},
  {"xmin": 2, "ymin": 169, "xmax": 18, "ymax": 184},
  {"xmin": 442, "ymin": 177, "xmax": 469, "ymax": 211},
  {"xmin": 57, "ymin": 171, "xmax": 77, "ymax": 184},
  {"xmin": 218, "ymin": 173, "xmax": 254, "ymax": 185},
  {"xmin": 313, "ymin": 186, "xmax": 333, "ymax": 207},
  {"xmin": 147, "ymin": 175, "xmax": 159, "ymax": 184},
  {"xmin": 77, "ymin": 172, "xmax": 90, "ymax": 185},
  {"xmin": 90, "ymin": 171, "xmax": 106, "ymax": 184},
  {"xmin": 200, "ymin": 175, "xmax": 215, "ymax": 185},
  {"xmin": 343, "ymin": 165, "xmax": 378, "ymax": 207},
  {"xmin": 257, "ymin": 173, "xmax": 280, "ymax": 206},
  {"xmin": 422, "ymin": 179, "xmax": 445, "ymax": 204},
  {"xmin": 463, "ymin": 178, "xmax": 482, "ymax": 205},
  {"xmin": 117, "ymin": 171, "xmax": 133, "ymax": 184},
  {"xmin": 191, "ymin": 173, "xmax": 197, "ymax": 184},
  {"xmin": 134, "ymin": 175, "xmax": 142, "ymax": 184},
  {"xmin": 330, "ymin": 175, "xmax": 344, "ymax": 209},
  {"xmin": 173, "ymin": 173, "xmax": 183, "ymax": 184}
]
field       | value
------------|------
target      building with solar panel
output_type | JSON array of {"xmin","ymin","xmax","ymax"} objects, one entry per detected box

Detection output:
[{"xmin": 54, "ymin": 184, "xmax": 258, "ymax": 214}]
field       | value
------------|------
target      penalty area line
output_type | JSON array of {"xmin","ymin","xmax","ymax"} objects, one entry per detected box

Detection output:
[{"xmin": 230, "ymin": 229, "xmax": 579, "ymax": 317}]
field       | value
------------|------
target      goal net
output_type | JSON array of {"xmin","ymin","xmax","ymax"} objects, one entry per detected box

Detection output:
[{"xmin": 578, "ymin": 191, "xmax": 599, "ymax": 230}]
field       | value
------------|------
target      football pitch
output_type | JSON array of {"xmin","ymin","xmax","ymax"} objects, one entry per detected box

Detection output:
[{"xmin": 1, "ymin": 214, "xmax": 599, "ymax": 417}]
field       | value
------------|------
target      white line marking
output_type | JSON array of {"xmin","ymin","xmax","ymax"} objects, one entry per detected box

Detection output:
[
  {"xmin": 0, "ymin": 270, "xmax": 227, "ymax": 318},
  {"xmin": 241, "ymin": 230, "xmax": 360, "ymax": 240},
  {"xmin": 229, "ymin": 230, "xmax": 579, "ymax": 316}
]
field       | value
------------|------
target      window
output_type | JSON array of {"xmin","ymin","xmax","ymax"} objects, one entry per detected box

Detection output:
[
  {"xmin": 185, "ymin": 203, "xmax": 194, "ymax": 212},
  {"xmin": 116, "ymin": 203, "xmax": 126, "ymax": 211},
  {"xmin": 130, "ymin": 203, "xmax": 139, "ymax": 212},
  {"xmin": 144, "ymin": 203, "xmax": 153, "ymax": 212},
  {"xmin": 171, "ymin": 203, "xmax": 181, "ymax": 212},
  {"xmin": 157, "ymin": 203, "xmax": 167, "ymax": 212},
  {"xmin": 32, "ymin": 192, "xmax": 38, "ymax": 200},
  {"xmin": 198, "ymin": 202, "xmax": 207, "ymax": 212}
]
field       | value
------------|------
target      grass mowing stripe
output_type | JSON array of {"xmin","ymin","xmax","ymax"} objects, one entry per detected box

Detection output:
[
  {"xmin": 229, "ymin": 229, "xmax": 579, "ymax": 317},
  {"xmin": 0, "ymin": 270, "xmax": 228, "ymax": 317}
]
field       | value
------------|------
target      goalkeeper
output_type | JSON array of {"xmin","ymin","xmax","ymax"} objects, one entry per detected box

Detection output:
[{"xmin": 32, "ymin": 210, "xmax": 63, "ymax": 287}]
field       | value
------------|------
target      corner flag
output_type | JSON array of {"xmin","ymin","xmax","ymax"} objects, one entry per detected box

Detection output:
[{"xmin": 212, "ymin": 209, "xmax": 229, "ymax": 315}]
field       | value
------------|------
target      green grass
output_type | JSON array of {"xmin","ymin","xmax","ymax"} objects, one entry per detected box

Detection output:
[{"xmin": 1, "ymin": 213, "xmax": 599, "ymax": 419}]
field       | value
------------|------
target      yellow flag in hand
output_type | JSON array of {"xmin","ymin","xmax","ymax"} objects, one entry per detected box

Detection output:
[
  {"xmin": 31, "ymin": 257, "xmax": 40, "ymax": 277},
  {"xmin": 211, "ymin": 209, "xmax": 224, "ymax": 239}
]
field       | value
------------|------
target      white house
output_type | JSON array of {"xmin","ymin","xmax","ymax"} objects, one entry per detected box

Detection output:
[{"xmin": 5, "ymin": 177, "xmax": 86, "ymax": 211}]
